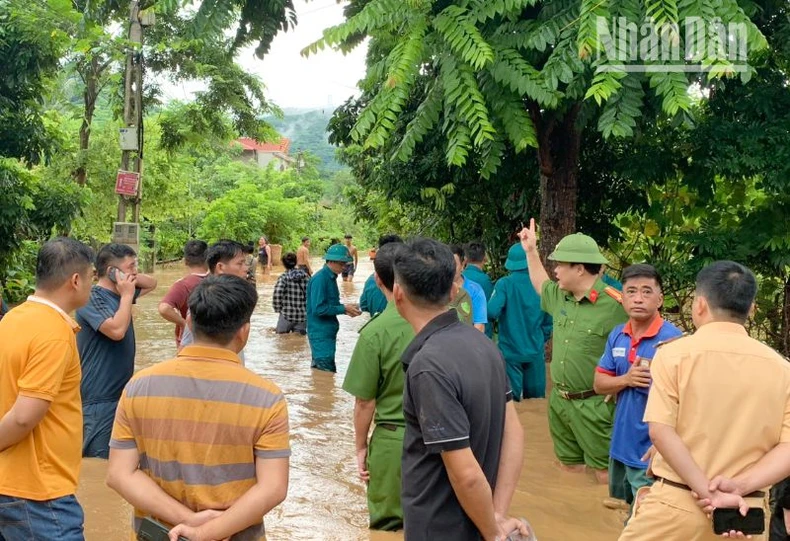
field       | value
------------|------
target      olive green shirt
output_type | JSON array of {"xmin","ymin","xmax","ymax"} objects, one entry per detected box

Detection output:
[
  {"xmin": 448, "ymin": 286, "xmax": 474, "ymax": 326},
  {"xmin": 541, "ymin": 278, "xmax": 627, "ymax": 392},
  {"xmin": 342, "ymin": 302, "xmax": 415, "ymax": 426}
]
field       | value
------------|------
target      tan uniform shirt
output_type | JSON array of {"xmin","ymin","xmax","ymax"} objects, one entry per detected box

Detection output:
[{"xmin": 646, "ymin": 321, "xmax": 790, "ymax": 485}]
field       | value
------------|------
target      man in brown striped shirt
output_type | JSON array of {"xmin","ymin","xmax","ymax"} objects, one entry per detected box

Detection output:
[{"xmin": 107, "ymin": 275, "xmax": 290, "ymax": 541}]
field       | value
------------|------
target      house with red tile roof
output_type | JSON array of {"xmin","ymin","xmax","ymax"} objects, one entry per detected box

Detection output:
[{"xmin": 235, "ymin": 137, "xmax": 296, "ymax": 171}]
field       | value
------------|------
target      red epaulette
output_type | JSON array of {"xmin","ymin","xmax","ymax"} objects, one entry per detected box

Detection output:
[{"xmin": 603, "ymin": 286, "xmax": 623, "ymax": 304}]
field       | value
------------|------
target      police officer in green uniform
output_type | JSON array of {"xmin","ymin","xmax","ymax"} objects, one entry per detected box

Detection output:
[
  {"xmin": 520, "ymin": 219, "xmax": 627, "ymax": 483},
  {"xmin": 448, "ymin": 248, "xmax": 475, "ymax": 326},
  {"xmin": 306, "ymin": 244, "xmax": 361, "ymax": 372},
  {"xmin": 342, "ymin": 243, "xmax": 414, "ymax": 531}
]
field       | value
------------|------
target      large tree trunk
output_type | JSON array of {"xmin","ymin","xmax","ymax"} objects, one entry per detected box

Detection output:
[
  {"xmin": 73, "ymin": 57, "xmax": 100, "ymax": 186},
  {"xmin": 530, "ymin": 104, "xmax": 582, "ymax": 264}
]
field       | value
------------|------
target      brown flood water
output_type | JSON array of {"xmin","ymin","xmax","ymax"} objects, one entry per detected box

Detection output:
[{"xmin": 76, "ymin": 257, "xmax": 624, "ymax": 541}]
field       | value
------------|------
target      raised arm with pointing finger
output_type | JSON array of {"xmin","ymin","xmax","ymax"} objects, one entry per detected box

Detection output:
[{"xmin": 518, "ymin": 219, "xmax": 550, "ymax": 295}]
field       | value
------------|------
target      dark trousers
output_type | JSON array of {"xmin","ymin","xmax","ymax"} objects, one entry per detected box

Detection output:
[
  {"xmin": 771, "ymin": 479, "xmax": 790, "ymax": 540},
  {"xmin": 276, "ymin": 313, "xmax": 306, "ymax": 335}
]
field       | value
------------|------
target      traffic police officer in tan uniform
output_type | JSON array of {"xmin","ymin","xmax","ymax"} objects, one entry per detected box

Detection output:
[
  {"xmin": 520, "ymin": 219, "xmax": 627, "ymax": 483},
  {"xmin": 619, "ymin": 260, "xmax": 790, "ymax": 540}
]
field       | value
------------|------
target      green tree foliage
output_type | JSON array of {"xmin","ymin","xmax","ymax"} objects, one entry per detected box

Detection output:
[
  {"xmin": 603, "ymin": 0, "xmax": 790, "ymax": 353},
  {"xmin": 0, "ymin": 0, "xmax": 73, "ymax": 163},
  {"xmin": 307, "ymin": 0, "xmax": 768, "ymax": 257}
]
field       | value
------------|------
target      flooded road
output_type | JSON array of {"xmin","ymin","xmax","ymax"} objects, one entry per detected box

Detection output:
[{"xmin": 76, "ymin": 257, "xmax": 624, "ymax": 541}]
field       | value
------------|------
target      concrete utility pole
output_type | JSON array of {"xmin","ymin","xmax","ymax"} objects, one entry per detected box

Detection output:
[{"xmin": 114, "ymin": 1, "xmax": 153, "ymax": 258}]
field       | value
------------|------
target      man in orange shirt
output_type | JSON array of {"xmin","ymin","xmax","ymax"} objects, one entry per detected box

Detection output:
[{"xmin": 0, "ymin": 237, "xmax": 94, "ymax": 540}]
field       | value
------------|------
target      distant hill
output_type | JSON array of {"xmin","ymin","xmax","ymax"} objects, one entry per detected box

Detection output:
[{"xmin": 266, "ymin": 108, "xmax": 344, "ymax": 173}]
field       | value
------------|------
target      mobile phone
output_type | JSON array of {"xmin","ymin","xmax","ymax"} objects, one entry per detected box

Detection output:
[
  {"xmin": 711, "ymin": 507, "xmax": 765, "ymax": 535},
  {"xmin": 137, "ymin": 517, "xmax": 189, "ymax": 541},
  {"xmin": 108, "ymin": 267, "xmax": 126, "ymax": 284}
]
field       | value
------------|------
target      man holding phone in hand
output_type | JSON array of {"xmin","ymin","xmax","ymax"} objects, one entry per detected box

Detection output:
[
  {"xmin": 593, "ymin": 264, "xmax": 682, "ymax": 517},
  {"xmin": 76, "ymin": 243, "xmax": 157, "ymax": 459},
  {"xmin": 619, "ymin": 261, "xmax": 790, "ymax": 541}
]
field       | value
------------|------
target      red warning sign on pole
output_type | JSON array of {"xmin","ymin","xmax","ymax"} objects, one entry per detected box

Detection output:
[{"xmin": 115, "ymin": 170, "xmax": 139, "ymax": 196}]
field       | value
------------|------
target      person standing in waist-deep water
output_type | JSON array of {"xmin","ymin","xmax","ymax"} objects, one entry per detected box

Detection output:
[
  {"xmin": 107, "ymin": 275, "xmax": 290, "ymax": 541},
  {"xmin": 0, "ymin": 238, "xmax": 94, "ymax": 540},
  {"xmin": 487, "ymin": 242, "xmax": 553, "ymax": 400},
  {"xmin": 519, "ymin": 219, "xmax": 627, "ymax": 484},
  {"xmin": 306, "ymin": 244, "xmax": 361, "ymax": 372},
  {"xmin": 296, "ymin": 236, "xmax": 313, "ymax": 276},
  {"xmin": 593, "ymin": 264, "xmax": 682, "ymax": 517},
  {"xmin": 273, "ymin": 252, "xmax": 308, "ymax": 335},
  {"xmin": 394, "ymin": 238, "xmax": 531, "ymax": 541},
  {"xmin": 179, "ymin": 240, "xmax": 250, "ymax": 363},
  {"xmin": 245, "ymin": 242, "xmax": 258, "ymax": 284},
  {"xmin": 258, "ymin": 236, "xmax": 272, "ymax": 276},
  {"xmin": 157, "ymin": 239, "xmax": 209, "ymax": 348},
  {"xmin": 76, "ymin": 243, "xmax": 157, "ymax": 459},
  {"xmin": 343, "ymin": 241, "xmax": 413, "ymax": 531},
  {"xmin": 621, "ymin": 261, "xmax": 790, "ymax": 541},
  {"xmin": 342, "ymin": 234, "xmax": 359, "ymax": 282},
  {"xmin": 360, "ymin": 234, "xmax": 402, "ymax": 317}
]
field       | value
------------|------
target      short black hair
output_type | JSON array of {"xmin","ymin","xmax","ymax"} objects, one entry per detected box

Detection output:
[
  {"xmin": 188, "ymin": 274, "xmax": 258, "ymax": 344},
  {"xmin": 282, "ymin": 252, "xmax": 297, "ymax": 269},
  {"xmin": 465, "ymin": 241, "xmax": 486, "ymax": 263},
  {"xmin": 571, "ymin": 262, "xmax": 603, "ymax": 275},
  {"xmin": 96, "ymin": 243, "xmax": 137, "ymax": 277},
  {"xmin": 302, "ymin": 236, "xmax": 310, "ymax": 243},
  {"xmin": 345, "ymin": 234, "xmax": 353, "ymax": 239},
  {"xmin": 378, "ymin": 234, "xmax": 403, "ymax": 248},
  {"xmin": 374, "ymin": 242, "xmax": 404, "ymax": 292},
  {"xmin": 36, "ymin": 237, "xmax": 95, "ymax": 290},
  {"xmin": 622, "ymin": 264, "xmax": 663, "ymax": 290},
  {"xmin": 695, "ymin": 260, "xmax": 757, "ymax": 323},
  {"xmin": 394, "ymin": 238, "xmax": 455, "ymax": 307},
  {"xmin": 206, "ymin": 240, "xmax": 245, "ymax": 273},
  {"xmin": 450, "ymin": 244, "xmax": 465, "ymax": 260},
  {"xmin": 184, "ymin": 240, "xmax": 208, "ymax": 267},
  {"xmin": 243, "ymin": 243, "xmax": 254, "ymax": 255}
]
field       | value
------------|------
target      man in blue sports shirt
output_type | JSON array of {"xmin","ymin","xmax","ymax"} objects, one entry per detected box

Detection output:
[{"xmin": 593, "ymin": 264, "xmax": 682, "ymax": 517}]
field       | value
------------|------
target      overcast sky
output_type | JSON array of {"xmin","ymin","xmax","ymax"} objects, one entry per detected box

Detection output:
[{"xmin": 159, "ymin": 0, "xmax": 368, "ymax": 111}]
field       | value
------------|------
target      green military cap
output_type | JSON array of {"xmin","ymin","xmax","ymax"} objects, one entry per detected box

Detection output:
[
  {"xmin": 548, "ymin": 233, "xmax": 609, "ymax": 264},
  {"xmin": 324, "ymin": 243, "xmax": 353, "ymax": 262},
  {"xmin": 505, "ymin": 243, "xmax": 528, "ymax": 271}
]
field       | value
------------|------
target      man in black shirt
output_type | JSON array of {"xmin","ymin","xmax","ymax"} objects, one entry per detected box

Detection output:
[{"xmin": 393, "ymin": 238, "xmax": 530, "ymax": 541}]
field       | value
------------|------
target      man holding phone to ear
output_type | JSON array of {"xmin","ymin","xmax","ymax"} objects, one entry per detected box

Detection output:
[
  {"xmin": 76, "ymin": 243, "xmax": 157, "ymax": 459},
  {"xmin": 619, "ymin": 261, "xmax": 790, "ymax": 540}
]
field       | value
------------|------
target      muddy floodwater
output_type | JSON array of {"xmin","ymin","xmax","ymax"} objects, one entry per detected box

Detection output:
[{"xmin": 76, "ymin": 257, "xmax": 624, "ymax": 541}]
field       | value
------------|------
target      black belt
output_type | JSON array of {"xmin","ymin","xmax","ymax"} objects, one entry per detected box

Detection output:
[
  {"xmin": 657, "ymin": 477, "xmax": 765, "ymax": 498},
  {"xmin": 377, "ymin": 423, "xmax": 402, "ymax": 431},
  {"xmin": 557, "ymin": 389, "xmax": 597, "ymax": 400}
]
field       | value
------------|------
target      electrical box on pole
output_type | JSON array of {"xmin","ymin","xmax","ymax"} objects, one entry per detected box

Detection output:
[{"xmin": 114, "ymin": 0, "xmax": 153, "ymax": 268}]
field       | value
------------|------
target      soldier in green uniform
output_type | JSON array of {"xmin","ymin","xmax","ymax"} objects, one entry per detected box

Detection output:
[
  {"xmin": 519, "ymin": 219, "xmax": 627, "ymax": 483},
  {"xmin": 342, "ymin": 243, "xmax": 414, "ymax": 531},
  {"xmin": 306, "ymin": 244, "xmax": 361, "ymax": 372}
]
